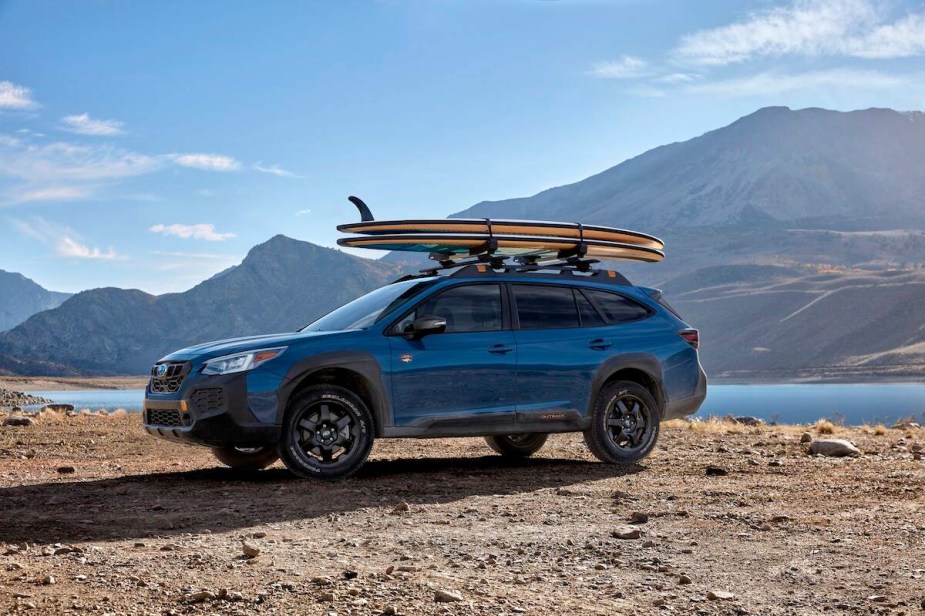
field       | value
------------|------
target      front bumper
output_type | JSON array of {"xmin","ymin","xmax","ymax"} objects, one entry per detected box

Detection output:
[{"xmin": 143, "ymin": 371, "xmax": 280, "ymax": 447}]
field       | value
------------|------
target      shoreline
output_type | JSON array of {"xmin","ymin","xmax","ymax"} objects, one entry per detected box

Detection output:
[{"xmin": 0, "ymin": 376, "xmax": 149, "ymax": 391}]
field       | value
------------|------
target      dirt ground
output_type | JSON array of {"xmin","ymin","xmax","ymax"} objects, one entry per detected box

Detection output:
[{"xmin": 1, "ymin": 412, "xmax": 923, "ymax": 616}]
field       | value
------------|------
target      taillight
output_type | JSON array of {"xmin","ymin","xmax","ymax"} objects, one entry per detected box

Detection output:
[{"xmin": 679, "ymin": 329, "xmax": 699, "ymax": 349}]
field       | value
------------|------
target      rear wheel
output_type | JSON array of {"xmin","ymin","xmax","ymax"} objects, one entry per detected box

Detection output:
[
  {"xmin": 583, "ymin": 381, "xmax": 660, "ymax": 465},
  {"xmin": 212, "ymin": 445, "xmax": 279, "ymax": 470},
  {"xmin": 485, "ymin": 433, "xmax": 548, "ymax": 457},
  {"xmin": 278, "ymin": 385, "xmax": 374, "ymax": 480}
]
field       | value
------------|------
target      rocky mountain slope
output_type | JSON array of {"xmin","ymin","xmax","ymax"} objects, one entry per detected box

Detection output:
[
  {"xmin": 0, "ymin": 237, "xmax": 401, "ymax": 375},
  {"xmin": 0, "ymin": 270, "xmax": 70, "ymax": 333},
  {"xmin": 663, "ymin": 266, "xmax": 925, "ymax": 379},
  {"xmin": 457, "ymin": 107, "xmax": 925, "ymax": 231}
]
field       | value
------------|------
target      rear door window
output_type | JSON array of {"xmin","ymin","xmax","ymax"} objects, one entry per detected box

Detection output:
[
  {"xmin": 513, "ymin": 285, "xmax": 580, "ymax": 330},
  {"xmin": 583, "ymin": 289, "xmax": 651, "ymax": 324},
  {"xmin": 575, "ymin": 290, "xmax": 606, "ymax": 327}
]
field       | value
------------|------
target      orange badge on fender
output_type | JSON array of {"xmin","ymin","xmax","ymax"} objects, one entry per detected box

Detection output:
[{"xmin": 400, "ymin": 353, "xmax": 413, "ymax": 364}]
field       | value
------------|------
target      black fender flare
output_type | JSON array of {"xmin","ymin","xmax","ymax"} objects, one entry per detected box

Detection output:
[
  {"xmin": 276, "ymin": 351, "xmax": 392, "ymax": 435},
  {"xmin": 588, "ymin": 353, "xmax": 666, "ymax": 416}
]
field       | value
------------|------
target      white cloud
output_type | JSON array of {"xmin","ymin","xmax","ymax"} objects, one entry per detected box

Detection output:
[
  {"xmin": 589, "ymin": 55, "xmax": 650, "ymax": 79},
  {"xmin": 848, "ymin": 13, "xmax": 925, "ymax": 58},
  {"xmin": 0, "ymin": 81, "xmax": 37, "ymax": 109},
  {"xmin": 61, "ymin": 113, "xmax": 125, "ymax": 136},
  {"xmin": 15, "ymin": 186, "xmax": 92, "ymax": 203},
  {"xmin": 684, "ymin": 68, "xmax": 908, "ymax": 96},
  {"xmin": 673, "ymin": 0, "xmax": 925, "ymax": 66},
  {"xmin": 57, "ymin": 236, "xmax": 118, "ymax": 260},
  {"xmin": 254, "ymin": 162, "xmax": 301, "ymax": 178},
  {"xmin": 10, "ymin": 216, "xmax": 118, "ymax": 259},
  {"xmin": 295, "ymin": 208, "xmax": 312, "ymax": 216},
  {"xmin": 654, "ymin": 72, "xmax": 700, "ymax": 84},
  {"xmin": 9, "ymin": 217, "xmax": 47, "ymax": 241},
  {"xmin": 149, "ymin": 223, "xmax": 237, "ymax": 241},
  {"xmin": 169, "ymin": 153, "xmax": 241, "ymax": 171},
  {"xmin": 0, "ymin": 139, "xmax": 158, "ymax": 183}
]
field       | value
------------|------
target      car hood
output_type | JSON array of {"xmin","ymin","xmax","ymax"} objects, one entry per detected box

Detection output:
[{"xmin": 160, "ymin": 330, "xmax": 347, "ymax": 362}]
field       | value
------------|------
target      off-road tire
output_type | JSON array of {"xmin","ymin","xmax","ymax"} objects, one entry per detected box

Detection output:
[
  {"xmin": 278, "ymin": 384, "xmax": 374, "ymax": 480},
  {"xmin": 583, "ymin": 380, "xmax": 660, "ymax": 465},
  {"xmin": 485, "ymin": 433, "xmax": 548, "ymax": 457},
  {"xmin": 212, "ymin": 445, "xmax": 279, "ymax": 470}
]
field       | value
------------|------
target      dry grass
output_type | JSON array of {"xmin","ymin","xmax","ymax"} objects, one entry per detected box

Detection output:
[{"xmin": 814, "ymin": 419, "xmax": 837, "ymax": 435}]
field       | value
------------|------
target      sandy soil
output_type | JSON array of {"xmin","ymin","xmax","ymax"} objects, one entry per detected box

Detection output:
[
  {"xmin": 0, "ymin": 376, "xmax": 149, "ymax": 392},
  {"xmin": 0, "ymin": 413, "xmax": 923, "ymax": 615}
]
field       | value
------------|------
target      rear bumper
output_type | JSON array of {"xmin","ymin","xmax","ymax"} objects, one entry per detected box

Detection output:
[{"xmin": 663, "ymin": 367, "xmax": 707, "ymax": 420}]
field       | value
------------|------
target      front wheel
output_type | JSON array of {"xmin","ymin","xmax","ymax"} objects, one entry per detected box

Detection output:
[
  {"xmin": 212, "ymin": 445, "xmax": 279, "ymax": 470},
  {"xmin": 485, "ymin": 433, "xmax": 548, "ymax": 457},
  {"xmin": 583, "ymin": 381, "xmax": 660, "ymax": 465},
  {"xmin": 278, "ymin": 385, "xmax": 374, "ymax": 480}
]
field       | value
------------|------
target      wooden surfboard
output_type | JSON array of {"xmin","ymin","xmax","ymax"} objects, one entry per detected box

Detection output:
[
  {"xmin": 337, "ymin": 233, "xmax": 664, "ymax": 263},
  {"xmin": 337, "ymin": 219, "xmax": 664, "ymax": 250}
]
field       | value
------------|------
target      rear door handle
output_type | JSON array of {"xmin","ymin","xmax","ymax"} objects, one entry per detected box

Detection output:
[
  {"xmin": 488, "ymin": 344, "xmax": 514, "ymax": 355},
  {"xmin": 588, "ymin": 338, "xmax": 612, "ymax": 351}
]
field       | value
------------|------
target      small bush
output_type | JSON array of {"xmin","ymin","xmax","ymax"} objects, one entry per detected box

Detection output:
[{"xmin": 815, "ymin": 419, "xmax": 836, "ymax": 435}]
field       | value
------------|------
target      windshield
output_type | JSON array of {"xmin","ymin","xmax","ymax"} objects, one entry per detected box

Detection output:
[{"xmin": 301, "ymin": 278, "xmax": 437, "ymax": 332}]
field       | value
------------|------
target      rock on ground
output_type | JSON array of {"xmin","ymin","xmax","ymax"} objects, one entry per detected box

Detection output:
[{"xmin": 809, "ymin": 439, "xmax": 862, "ymax": 457}]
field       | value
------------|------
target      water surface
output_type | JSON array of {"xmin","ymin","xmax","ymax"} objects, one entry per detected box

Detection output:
[{"xmin": 23, "ymin": 383, "xmax": 925, "ymax": 425}]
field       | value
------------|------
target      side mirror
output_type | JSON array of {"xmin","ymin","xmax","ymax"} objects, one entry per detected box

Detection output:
[{"xmin": 404, "ymin": 315, "xmax": 447, "ymax": 339}]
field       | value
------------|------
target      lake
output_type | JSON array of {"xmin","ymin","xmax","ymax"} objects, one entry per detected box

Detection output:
[{"xmin": 23, "ymin": 383, "xmax": 925, "ymax": 426}]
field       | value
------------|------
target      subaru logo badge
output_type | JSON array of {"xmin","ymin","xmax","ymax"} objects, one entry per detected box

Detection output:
[{"xmin": 155, "ymin": 364, "xmax": 168, "ymax": 377}]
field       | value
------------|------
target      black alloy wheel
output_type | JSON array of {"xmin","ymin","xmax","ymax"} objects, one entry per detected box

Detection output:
[
  {"xmin": 584, "ymin": 380, "xmax": 660, "ymax": 465},
  {"xmin": 278, "ymin": 385, "xmax": 374, "ymax": 480}
]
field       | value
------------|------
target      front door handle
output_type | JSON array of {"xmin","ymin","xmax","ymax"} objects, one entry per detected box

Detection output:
[
  {"xmin": 588, "ymin": 338, "xmax": 612, "ymax": 351},
  {"xmin": 488, "ymin": 344, "xmax": 514, "ymax": 355}
]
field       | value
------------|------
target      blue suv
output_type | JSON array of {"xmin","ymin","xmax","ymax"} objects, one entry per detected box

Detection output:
[{"xmin": 143, "ymin": 260, "xmax": 706, "ymax": 479}]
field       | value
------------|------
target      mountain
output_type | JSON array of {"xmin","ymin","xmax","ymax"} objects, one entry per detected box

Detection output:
[
  {"xmin": 663, "ymin": 266, "xmax": 925, "ymax": 380},
  {"xmin": 441, "ymin": 107, "xmax": 925, "ymax": 285},
  {"xmin": 0, "ymin": 270, "xmax": 71, "ymax": 332},
  {"xmin": 0, "ymin": 236, "xmax": 401, "ymax": 375},
  {"xmin": 457, "ymin": 107, "xmax": 925, "ymax": 231}
]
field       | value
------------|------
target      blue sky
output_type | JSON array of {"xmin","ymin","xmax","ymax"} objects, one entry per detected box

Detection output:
[{"xmin": 1, "ymin": 0, "xmax": 924, "ymax": 294}]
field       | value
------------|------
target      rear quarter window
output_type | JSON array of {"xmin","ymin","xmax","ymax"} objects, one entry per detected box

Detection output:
[{"xmin": 582, "ymin": 289, "xmax": 652, "ymax": 324}]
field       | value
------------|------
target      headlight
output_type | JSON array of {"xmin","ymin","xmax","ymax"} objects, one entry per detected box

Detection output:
[{"xmin": 201, "ymin": 347, "xmax": 287, "ymax": 376}]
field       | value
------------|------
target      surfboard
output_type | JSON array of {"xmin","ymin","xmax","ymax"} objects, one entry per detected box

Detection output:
[
  {"xmin": 338, "ymin": 219, "xmax": 664, "ymax": 250},
  {"xmin": 336, "ymin": 233, "xmax": 664, "ymax": 263}
]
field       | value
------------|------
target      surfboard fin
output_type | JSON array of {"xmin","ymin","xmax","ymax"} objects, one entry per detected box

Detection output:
[{"xmin": 348, "ymin": 196, "xmax": 375, "ymax": 222}]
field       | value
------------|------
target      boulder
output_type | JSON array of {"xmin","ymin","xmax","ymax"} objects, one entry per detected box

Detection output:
[
  {"xmin": 3, "ymin": 415, "xmax": 33, "ymax": 427},
  {"xmin": 730, "ymin": 415, "xmax": 765, "ymax": 426},
  {"xmin": 809, "ymin": 439, "xmax": 861, "ymax": 457},
  {"xmin": 42, "ymin": 404, "xmax": 75, "ymax": 413}
]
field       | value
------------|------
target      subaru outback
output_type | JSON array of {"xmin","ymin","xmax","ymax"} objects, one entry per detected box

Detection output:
[{"xmin": 143, "ymin": 259, "xmax": 706, "ymax": 479}]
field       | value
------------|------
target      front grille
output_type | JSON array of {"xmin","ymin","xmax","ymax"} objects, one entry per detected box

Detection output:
[
  {"xmin": 145, "ymin": 408, "xmax": 184, "ymax": 427},
  {"xmin": 191, "ymin": 388, "xmax": 224, "ymax": 412},
  {"xmin": 149, "ymin": 361, "xmax": 190, "ymax": 394}
]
